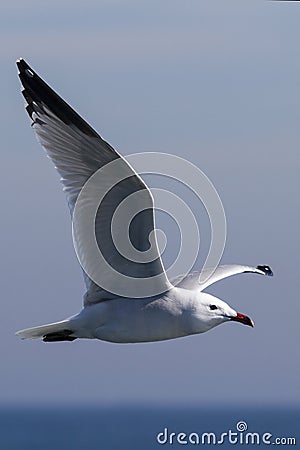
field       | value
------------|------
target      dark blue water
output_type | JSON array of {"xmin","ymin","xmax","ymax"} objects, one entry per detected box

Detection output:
[{"xmin": 0, "ymin": 406, "xmax": 298, "ymax": 449}]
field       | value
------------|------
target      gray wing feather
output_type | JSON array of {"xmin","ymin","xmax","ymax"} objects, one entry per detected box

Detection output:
[
  {"xmin": 17, "ymin": 59, "xmax": 171, "ymax": 303},
  {"xmin": 171, "ymin": 264, "xmax": 273, "ymax": 292}
]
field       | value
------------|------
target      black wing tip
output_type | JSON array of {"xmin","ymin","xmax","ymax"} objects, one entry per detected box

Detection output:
[
  {"xmin": 16, "ymin": 58, "xmax": 100, "ymax": 138},
  {"xmin": 16, "ymin": 58, "xmax": 31, "ymax": 73},
  {"xmin": 256, "ymin": 265, "xmax": 273, "ymax": 276},
  {"xmin": 17, "ymin": 59, "xmax": 35, "ymax": 86}
]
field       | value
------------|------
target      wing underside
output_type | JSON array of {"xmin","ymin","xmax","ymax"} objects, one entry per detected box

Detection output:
[
  {"xmin": 17, "ymin": 59, "xmax": 171, "ymax": 302},
  {"xmin": 171, "ymin": 264, "xmax": 273, "ymax": 292}
]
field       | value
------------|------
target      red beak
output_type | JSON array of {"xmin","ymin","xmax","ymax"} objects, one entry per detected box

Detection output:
[{"xmin": 231, "ymin": 312, "xmax": 254, "ymax": 328}]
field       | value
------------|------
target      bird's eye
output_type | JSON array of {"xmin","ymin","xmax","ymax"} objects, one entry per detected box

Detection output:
[{"xmin": 209, "ymin": 304, "xmax": 218, "ymax": 310}]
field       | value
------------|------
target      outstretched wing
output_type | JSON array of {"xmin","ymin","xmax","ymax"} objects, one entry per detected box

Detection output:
[
  {"xmin": 17, "ymin": 59, "xmax": 172, "ymax": 302},
  {"xmin": 171, "ymin": 264, "xmax": 273, "ymax": 292}
]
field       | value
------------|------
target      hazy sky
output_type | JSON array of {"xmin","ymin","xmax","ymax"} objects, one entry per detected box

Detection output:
[{"xmin": 0, "ymin": 0, "xmax": 299, "ymax": 406}]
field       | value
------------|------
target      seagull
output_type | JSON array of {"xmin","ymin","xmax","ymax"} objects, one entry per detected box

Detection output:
[{"xmin": 16, "ymin": 59, "xmax": 273, "ymax": 343}]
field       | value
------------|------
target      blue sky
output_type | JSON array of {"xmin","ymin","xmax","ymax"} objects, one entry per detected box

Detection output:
[{"xmin": 0, "ymin": 0, "xmax": 299, "ymax": 406}]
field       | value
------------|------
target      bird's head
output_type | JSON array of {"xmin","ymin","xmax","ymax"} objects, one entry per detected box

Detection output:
[{"xmin": 190, "ymin": 293, "xmax": 254, "ymax": 333}]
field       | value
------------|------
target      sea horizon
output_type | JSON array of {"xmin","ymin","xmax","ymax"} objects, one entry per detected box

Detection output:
[{"xmin": 0, "ymin": 403, "xmax": 298, "ymax": 449}]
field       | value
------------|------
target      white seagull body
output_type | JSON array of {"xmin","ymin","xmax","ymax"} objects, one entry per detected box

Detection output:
[{"xmin": 16, "ymin": 59, "xmax": 273, "ymax": 344}]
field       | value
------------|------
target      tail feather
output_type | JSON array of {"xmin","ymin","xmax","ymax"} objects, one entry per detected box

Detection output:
[{"xmin": 16, "ymin": 320, "xmax": 76, "ymax": 342}]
